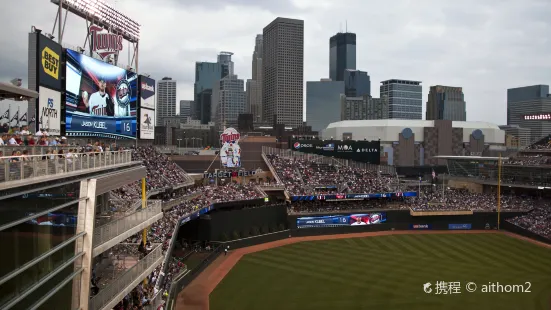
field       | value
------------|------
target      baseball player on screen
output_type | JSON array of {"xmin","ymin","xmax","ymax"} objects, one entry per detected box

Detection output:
[
  {"xmin": 351, "ymin": 216, "xmax": 367, "ymax": 225},
  {"xmin": 82, "ymin": 78, "xmax": 113, "ymax": 116}
]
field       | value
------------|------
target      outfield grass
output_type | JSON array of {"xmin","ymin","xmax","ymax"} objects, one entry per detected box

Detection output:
[{"xmin": 210, "ymin": 233, "xmax": 551, "ymax": 310}]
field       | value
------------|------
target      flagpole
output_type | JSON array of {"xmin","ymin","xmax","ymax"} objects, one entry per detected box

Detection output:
[
  {"xmin": 8, "ymin": 104, "xmax": 11, "ymax": 132},
  {"xmin": 497, "ymin": 153, "xmax": 502, "ymax": 230}
]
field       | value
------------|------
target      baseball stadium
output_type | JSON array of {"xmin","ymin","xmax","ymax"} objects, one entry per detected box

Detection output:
[{"xmin": 1, "ymin": 1, "xmax": 551, "ymax": 310}]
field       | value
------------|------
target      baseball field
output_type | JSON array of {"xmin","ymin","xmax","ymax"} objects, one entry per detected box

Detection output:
[{"xmin": 207, "ymin": 232, "xmax": 551, "ymax": 310}]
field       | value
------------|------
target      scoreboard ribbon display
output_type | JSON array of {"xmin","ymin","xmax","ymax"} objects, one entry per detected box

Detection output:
[
  {"xmin": 291, "ymin": 191, "xmax": 417, "ymax": 202},
  {"xmin": 296, "ymin": 213, "xmax": 387, "ymax": 228}
]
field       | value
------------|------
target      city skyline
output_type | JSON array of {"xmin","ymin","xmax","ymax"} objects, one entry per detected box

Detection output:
[{"xmin": 0, "ymin": 0, "xmax": 550, "ymax": 126}]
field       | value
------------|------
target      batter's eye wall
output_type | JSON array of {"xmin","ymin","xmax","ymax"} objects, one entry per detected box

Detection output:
[{"xmin": 207, "ymin": 205, "xmax": 288, "ymax": 241}]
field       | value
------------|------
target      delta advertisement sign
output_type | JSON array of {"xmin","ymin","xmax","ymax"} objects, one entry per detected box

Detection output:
[{"xmin": 290, "ymin": 139, "xmax": 381, "ymax": 165}]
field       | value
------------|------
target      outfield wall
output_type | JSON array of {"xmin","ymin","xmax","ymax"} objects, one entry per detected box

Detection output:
[
  {"xmin": 501, "ymin": 221, "xmax": 551, "ymax": 245},
  {"xmin": 287, "ymin": 210, "xmax": 526, "ymax": 233}
]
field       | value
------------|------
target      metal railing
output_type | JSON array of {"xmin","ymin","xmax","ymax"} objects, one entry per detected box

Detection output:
[
  {"xmin": 0, "ymin": 150, "xmax": 133, "ymax": 186},
  {"xmin": 93, "ymin": 200, "xmax": 162, "ymax": 248},
  {"xmin": 0, "ymin": 145, "xmax": 74, "ymax": 156},
  {"xmin": 89, "ymin": 244, "xmax": 164, "ymax": 310}
]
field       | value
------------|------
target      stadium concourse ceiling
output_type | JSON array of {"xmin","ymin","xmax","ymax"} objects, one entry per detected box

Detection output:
[{"xmin": 0, "ymin": 82, "xmax": 38, "ymax": 100}]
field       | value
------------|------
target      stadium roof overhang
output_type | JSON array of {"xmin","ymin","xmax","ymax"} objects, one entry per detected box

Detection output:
[
  {"xmin": 0, "ymin": 82, "xmax": 38, "ymax": 100},
  {"xmin": 432, "ymin": 155, "xmax": 501, "ymax": 161}
]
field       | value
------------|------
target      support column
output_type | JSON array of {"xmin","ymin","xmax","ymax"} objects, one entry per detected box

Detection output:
[{"xmin": 72, "ymin": 178, "xmax": 97, "ymax": 310}]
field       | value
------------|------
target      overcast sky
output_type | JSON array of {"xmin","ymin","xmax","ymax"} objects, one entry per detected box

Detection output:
[{"xmin": 1, "ymin": 0, "xmax": 550, "ymax": 125}]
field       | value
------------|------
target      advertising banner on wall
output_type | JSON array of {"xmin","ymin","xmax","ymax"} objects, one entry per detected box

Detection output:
[
  {"xmin": 139, "ymin": 75, "xmax": 155, "ymax": 110},
  {"xmin": 37, "ymin": 86, "xmax": 61, "ymax": 134},
  {"xmin": 296, "ymin": 213, "xmax": 387, "ymax": 228},
  {"xmin": 37, "ymin": 34, "xmax": 62, "ymax": 91},
  {"xmin": 290, "ymin": 139, "xmax": 381, "ymax": 165},
  {"xmin": 0, "ymin": 101, "xmax": 30, "ymax": 129},
  {"xmin": 448, "ymin": 224, "xmax": 472, "ymax": 230},
  {"xmin": 220, "ymin": 127, "xmax": 241, "ymax": 168},
  {"xmin": 139, "ymin": 107, "xmax": 155, "ymax": 139},
  {"xmin": 65, "ymin": 49, "xmax": 137, "ymax": 139}
]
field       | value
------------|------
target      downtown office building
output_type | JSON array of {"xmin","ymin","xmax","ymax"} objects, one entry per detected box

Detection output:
[
  {"xmin": 262, "ymin": 17, "xmax": 304, "ymax": 128},
  {"xmin": 380, "ymin": 79, "xmax": 423, "ymax": 120}
]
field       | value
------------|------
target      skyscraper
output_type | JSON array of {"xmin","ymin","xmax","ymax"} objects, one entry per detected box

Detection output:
[
  {"xmin": 329, "ymin": 32, "xmax": 356, "ymax": 82},
  {"xmin": 262, "ymin": 17, "xmax": 304, "ymax": 127},
  {"xmin": 306, "ymin": 79, "xmax": 344, "ymax": 132},
  {"xmin": 340, "ymin": 95, "xmax": 389, "ymax": 121},
  {"xmin": 179, "ymin": 100, "xmax": 193, "ymax": 119},
  {"xmin": 507, "ymin": 85, "xmax": 551, "ymax": 142},
  {"xmin": 380, "ymin": 79, "xmax": 422, "ymax": 119},
  {"xmin": 212, "ymin": 75, "xmax": 246, "ymax": 129},
  {"xmin": 246, "ymin": 35, "xmax": 263, "ymax": 123},
  {"xmin": 194, "ymin": 52, "xmax": 234, "ymax": 124},
  {"xmin": 425, "ymin": 85, "xmax": 466, "ymax": 121},
  {"xmin": 156, "ymin": 77, "xmax": 176, "ymax": 125},
  {"xmin": 344, "ymin": 69, "xmax": 370, "ymax": 97}
]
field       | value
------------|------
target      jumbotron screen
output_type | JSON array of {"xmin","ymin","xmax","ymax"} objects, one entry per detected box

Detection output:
[
  {"xmin": 65, "ymin": 49, "xmax": 137, "ymax": 139},
  {"xmin": 296, "ymin": 213, "xmax": 387, "ymax": 228}
]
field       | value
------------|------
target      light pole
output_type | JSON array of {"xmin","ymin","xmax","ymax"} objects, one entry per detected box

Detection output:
[
  {"xmin": 185, "ymin": 138, "xmax": 189, "ymax": 148},
  {"xmin": 198, "ymin": 138, "xmax": 203, "ymax": 149},
  {"xmin": 177, "ymin": 139, "xmax": 182, "ymax": 153}
]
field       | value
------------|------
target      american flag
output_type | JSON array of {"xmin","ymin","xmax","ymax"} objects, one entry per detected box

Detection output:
[{"xmin": 432, "ymin": 169, "xmax": 436, "ymax": 179}]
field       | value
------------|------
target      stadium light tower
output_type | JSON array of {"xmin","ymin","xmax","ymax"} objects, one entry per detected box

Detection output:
[{"xmin": 49, "ymin": 0, "xmax": 141, "ymax": 72}]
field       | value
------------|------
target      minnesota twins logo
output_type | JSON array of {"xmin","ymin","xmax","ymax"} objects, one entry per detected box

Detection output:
[{"xmin": 115, "ymin": 79, "xmax": 131, "ymax": 108}]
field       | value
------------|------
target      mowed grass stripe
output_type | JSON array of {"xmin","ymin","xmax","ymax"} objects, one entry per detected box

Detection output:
[
  {"xmin": 250, "ymin": 240, "xmax": 439, "ymax": 292},
  {"xmin": 272, "ymin": 235, "xmax": 517, "ymax": 277},
  {"xmin": 245, "ymin": 246, "xmax": 426, "ymax": 297},
  {"xmin": 481, "ymin": 234, "xmax": 551, "ymax": 270},
  {"xmin": 211, "ymin": 234, "xmax": 551, "ymax": 310},
  {"xmin": 464, "ymin": 234, "xmax": 545, "ymax": 273}
]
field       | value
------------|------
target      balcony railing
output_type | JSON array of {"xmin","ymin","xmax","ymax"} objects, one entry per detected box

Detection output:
[
  {"xmin": 0, "ymin": 150, "xmax": 133, "ymax": 188},
  {"xmin": 93, "ymin": 200, "xmax": 162, "ymax": 249},
  {"xmin": 89, "ymin": 244, "xmax": 164, "ymax": 310}
]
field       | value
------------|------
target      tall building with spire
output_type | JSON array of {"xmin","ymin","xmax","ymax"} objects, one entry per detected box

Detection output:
[
  {"xmin": 329, "ymin": 32, "xmax": 356, "ymax": 82},
  {"xmin": 246, "ymin": 35, "xmax": 263, "ymax": 123}
]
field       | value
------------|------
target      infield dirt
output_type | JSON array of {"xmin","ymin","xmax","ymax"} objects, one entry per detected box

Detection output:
[{"xmin": 174, "ymin": 230, "xmax": 550, "ymax": 310}]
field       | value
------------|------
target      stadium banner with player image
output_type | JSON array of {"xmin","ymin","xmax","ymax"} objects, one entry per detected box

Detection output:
[
  {"xmin": 64, "ymin": 49, "xmax": 137, "ymax": 139},
  {"xmin": 139, "ymin": 75, "xmax": 155, "ymax": 110},
  {"xmin": 139, "ymin": 107, "xmax": 155, "ymax": 139},
  {"xmin": 220, "ymin": 127, "xmax": 241, "ymax": 168},
  {"xmin": 37, "ymin": 86, "xmax": 62, "ymax": 135},
  {"xmin": 296, "ymin": 213, "xmax": 387, "ymax": 228}
]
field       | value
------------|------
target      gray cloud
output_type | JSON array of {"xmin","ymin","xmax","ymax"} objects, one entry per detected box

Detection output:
[{"xmin": 0, "ymin": 0, "xmax": 550, "ymax": 125}]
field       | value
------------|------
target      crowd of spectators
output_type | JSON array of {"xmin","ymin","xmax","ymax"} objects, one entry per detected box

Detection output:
[
  {"xmin": 507, "ymin": 208, "xmax": 551, "ymax": 240},
  {"xmin": 504, "ymin": 155, "xmax": 551, "ymax": 166},
  {"xmin": 266, "ymin": 154, "xmax": 395, "ymax": 195},
  {"xmin": 104, "ymin": 181, "xmax": 263, "ymax": 309},
  {"xmin": 288, "ymin": 200, "xmax": 408, "ymax": 214},
  {"xmin": 407, "ymin": 188, "xmax": 539, "ymax": 212}
]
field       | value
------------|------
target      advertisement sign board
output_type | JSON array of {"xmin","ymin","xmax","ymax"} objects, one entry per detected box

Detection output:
[
  {"xmin": 296, "ymin": 213, "xmax": 387, "ymax": 228},
  {"xmin": 139, "ymin": 108, "xmax": 155, "ymax": 139},
  {"xmin": 220, "ymin": 127, "xmax": 241, "ymax": 168},
  {"xmin": 448, "ymin": 224, "xmax": 472, "ymax": 230},
  {"xmin": 37, "ymin": 86, "xmax": 61, "ymax": 134},
  {"xmin": 139, "ymin": 75, "xmax": 156, "ymax": 110},
  {"xmin": 37, "ymin": 34, "xmax": 62, "ymax": 91},
  {"xmin": 290, "ymin": 139, "xmax": 381, "ymax": 165},
  {"xmin": 65, "ymin": 49, "xmax": 137, "ymax": 139},
  {"xmin": 410, "ymin": 224, "xmax": 432, "ymax": 230}
]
